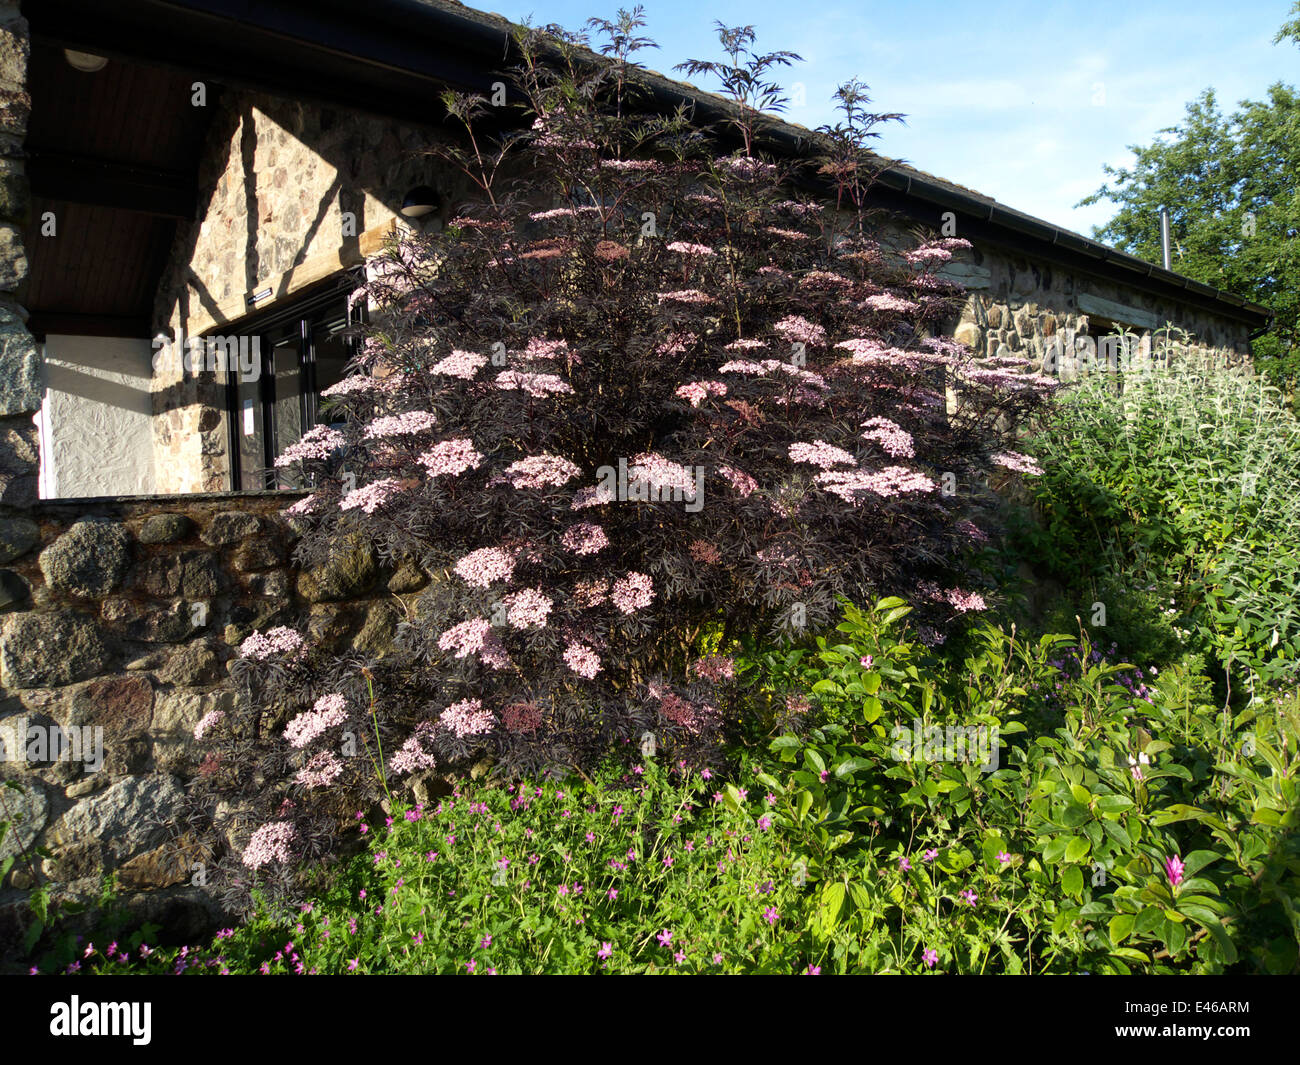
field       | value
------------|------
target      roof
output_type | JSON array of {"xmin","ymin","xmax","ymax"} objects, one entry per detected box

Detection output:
[{"xmin": 27, "ymin": 0, "xmax": 1274, "ymax": 330}]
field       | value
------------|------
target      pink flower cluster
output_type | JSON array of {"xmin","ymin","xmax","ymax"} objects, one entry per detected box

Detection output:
[
  {"xmin": 863, "ymin": 293, "xmax": 921, "ymax": 314},
  {"xmin": 340, "ymin": 478, "xmax": 409, "ymax": 513},
  {"xmin": 363, "ymin": 411, "xmax": 439, "ymax": 439},
  {"xmin": 239, "ymin": 626, "xmax": 307, "ymax": 661},
  {"xmin": 571, "ymin": 483, "xmax": 615, "ymax": 509},
  {"xmin": 656, "ymin": 290, "xmax": 712, "ymax": 304},
  {"xmin": 860, "ymin": 417, "xmax": 916, "ymax": 458},
  {"xmin": 666, "ymin": 241, "xmax": 716, "ymax": 257},
  {"xmin": 431, "ymin": 349, "xmax": 488, "ymax": 379},
  {"xmin": 296, "ymin": 751, "xmax": 344, "ymax": 790},
  {"xmin": 419, "ymin": 438, "xmax": 484, "ymax": 478},
  {"xmin": 283, "ymin": 494, "xmax": 320, "ymax": 516},
  {"xmin": 814, "ymin": 466, "xmax": 938, "ymax": 504},
  {"xmin": 991, "ymin": 451, "xmax": 1044, "ymax": 476},
  {"xmin": 717, "ymin": 465, "xmax": 758, "ymax": 497},
  {"xmin": 390, "ymin": 722, "xmax": 438, "ymax": 775},
  {"xmin": 242, "ymin": 821, "xmax": 297, "ymax": 870},
  {"xmin": 561, "ymin": 522, "xmax": 609, "ymax": 555},
  {"xmin": 193, "ymin": 710, "xmax": 225, "ymax": 741},
  {"xmin": 503, "ymin": 587, "xmax": 554, "ymax": 629},
  {"xmin": 611, "ymin": 572, "xmax": 654, "ymax": 615},
  {"xmin": 789, "ymin": 440, "xmax": 856, "ymax": 469},
  {"xmin": 505, "ymin": 454, "xmax": 582, "ymax": 489},
  {"xmin": 944, "ymin": 588, "xmax": 987, "ymax": 612},
  {"xmin": 600, "ymin": 158, "xmax": 660, "ymax": 171},
  {"xmin": 274, "ymin": 425, "xmax": 345, "ymax": 467},
  {"xmin": 320, "ymin": 375, "xmax": 392, "ymax": 397},
  {"xmin": 903, "ymin": 246, "xmax": 954, "ymax": 265},
  {"xmin": 518, "ymin": 338, "xmax": 572, "ymax": 361},
  {"xmin": 440, "ymin": 698, "xmax": 497, "ymax": 739},
  {"xmin": 675, "ymin": 380, "xmax": 727, "ymax": 407},
  {"xmin": 284, "ymin": 694, "xmax": 348, "ymax": 748},
  {"xmin": 494, "ymin": 370, "xmax": 575, "ymax": 397},
  {"xmin": 629, "ymin": 453, "xmax": 697, "ymax": 495},
  {"xmin": 773, "ymin": 315, "xmax": 826, "ymax": 347},
  {"xmin": 725, "ymin": 338, "xmax": 767, "ymax": 352},
  {"xmin": 563, "ymin": 640, "xmax": 603, "ymax": 678},
  {"xmin": 765, "ymin": 227, "xmax": 810, "ymax": 242},
  {"xmin": 798, "ymin": 270, "xmax": 852, "ymax": 290},
  {"xmin": 438, "ymin": 618, "xmax": 505, "ymax": 665},
  {"xmin": 692, "ymin": 655, "xmax": 736, "ymax": 682},
  {"xmin": 454, "ymin": 546, "xmax": 516, "ymax": 588}
]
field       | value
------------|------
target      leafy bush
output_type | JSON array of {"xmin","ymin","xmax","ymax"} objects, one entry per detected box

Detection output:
[
  {"xmin": 747, "ymin": 598, "xmax": 1300, "ymax": 973},
  {"xmin": 56, "ymin": 599, "xmax": 1298, "ymax": 975},
  {"xmin": 191, "ymin": 16, "xmax": 1056, "ymax": 907},
  {"xmin": 1018, "ymin": 355, "xmax": 1300, "ymax": 692}
]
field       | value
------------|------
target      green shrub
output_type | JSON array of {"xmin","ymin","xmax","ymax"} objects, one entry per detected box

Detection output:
[
  {"xmin": 1020, "ymin": 358, "xmax": 1300, "ymax": 691},
  {"xmin": 39, "ymin": 600, "xmax": 1299, "ymax": 975}
]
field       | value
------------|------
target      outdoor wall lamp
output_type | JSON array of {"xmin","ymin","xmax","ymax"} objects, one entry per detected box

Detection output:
[
  {"xmin": 400, "ymin": 186, "xmax": 440, "ymax": 219},
  {"xmin": 64, "ymin": 50, "xmax": 108, "ymax": 72}
]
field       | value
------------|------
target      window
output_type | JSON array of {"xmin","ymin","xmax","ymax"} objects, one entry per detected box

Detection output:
[{"xmin": 223, "ymin": 280, "xmax": 359, "ymax": 490}]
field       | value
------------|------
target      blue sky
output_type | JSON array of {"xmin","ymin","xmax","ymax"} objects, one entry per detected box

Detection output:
[{"xmin": 491, "ymin": 0, "xmax": 1298, "ymax": 238}]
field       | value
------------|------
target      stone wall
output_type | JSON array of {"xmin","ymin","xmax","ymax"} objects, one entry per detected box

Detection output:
[
  {"xmin": 0, "ymin": 492, "xmax": 423, "ymax": 955},
  {"xmin": 0, "ymin": 2, "xmax": 37, "ymax": 509},
  {"xmin": 940, "ymin": 242, "xmax": 1253, "ymax": 372}
]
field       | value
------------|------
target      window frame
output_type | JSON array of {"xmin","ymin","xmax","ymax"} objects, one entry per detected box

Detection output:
[{"xmin": 222, "ymin": 277, "xmax": 361, "ymax": 490}]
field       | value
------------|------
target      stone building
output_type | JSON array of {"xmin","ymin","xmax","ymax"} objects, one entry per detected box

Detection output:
[{"xmin": 0, "ymin": 0, "xmax": 1275, "ymax": 939}]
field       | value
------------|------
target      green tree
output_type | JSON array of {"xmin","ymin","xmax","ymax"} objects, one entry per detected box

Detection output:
[{"xmin": 1077, "ymin": 82, "xmax": 1300, "ymax": 394}]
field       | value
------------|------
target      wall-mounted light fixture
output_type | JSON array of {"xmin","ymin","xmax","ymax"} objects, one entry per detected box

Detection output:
[
  {"xmin": 246, "ymin": 286, "xmax": 273, "ymax": 307},
  {"xmin": 400, "ymin": 185, "xmax": 440, "ymax": 219},
  {"xmin": 64, "ymin": 50, "xmax": 109, "ymax": 72}
]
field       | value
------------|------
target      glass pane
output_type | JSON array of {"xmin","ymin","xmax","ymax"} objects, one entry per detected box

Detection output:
[
  {"xmin": 271, "ymin": 330, "xmax": 305, "ymax": 488},
  {"xmin": 312, "ymin": 314, "xmax": 352, "ymax": 429},
  {"xmin": 236, "ymin": 368, "xmax": 265, "ymax": 491}
]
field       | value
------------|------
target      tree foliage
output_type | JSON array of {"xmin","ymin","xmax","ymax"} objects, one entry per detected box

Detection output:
[
  {"xmin": 190, "ymin": 15, "xmax": 1057, "ymax": 907},
  {"xmin": 1078, "ymin": 80, "xmax": 1300, "ymax": 392}
]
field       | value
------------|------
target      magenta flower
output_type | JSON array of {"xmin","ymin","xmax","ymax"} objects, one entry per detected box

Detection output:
[
  {"xmin": 657, "ymin": 929, "xmax": 673, "ymax": 947},
  {"xmin": 598, "ymin": 942, "xmax": 613, "ymax": 961},
  {"xmin": 1165, "ymin": 855, "xmax": 1185, "ymax": 890},
  {"xmin": 805, "ymin": 964, "xmax": 821, "ymax": 975},
  {"xmin": 922, "ymin": 948, "xmax": 939, "ymax": 968},
  {"xmin": 996, "ymin": 851, "xmax": 1012, "ymax": 864},
  {"xmin": 763, "ymin": 906, "xmax": 780, "ymax": 926},
  {"xmin": 923, "ymin": 849, "xmax": 938, "ymax": 862},
  {"xmin": 960, "ymin": 889, "xmax": 978, "ymax": 906},
  {"xmin": 674, "ymin": 951, "xmax": 686, "ymax": 964},
  {"xmin": 758, "ymin": 816, "xmax": 773, "ymax": 832},
  {"xmin": 898, "ymin": 856, "xmax": 912, "ymax": 871}
]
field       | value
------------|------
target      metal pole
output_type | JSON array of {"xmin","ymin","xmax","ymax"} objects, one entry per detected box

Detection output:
[{"xmin": 1159, "ymin": 208, "xmax": 1172, "ymax": 270}]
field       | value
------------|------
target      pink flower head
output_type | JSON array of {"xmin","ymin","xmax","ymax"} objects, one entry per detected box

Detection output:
[
  {"xmin": 922, "ymin": 948, "xmax": 939, "ymax": 968},
  {"xmin": 439, "ymin": 698, "xmax": 497, "ymax": 740},
  {"xmin": 1165, "ymin": 855, "xmax": 1185, "ymax": 890},
  {"xmin": 419, "ymin": 438, "xmax": 484, "ymax": 478},
  {"xmin": 611, "ymin": 572, "xmax": 654, "ymax": 615}
]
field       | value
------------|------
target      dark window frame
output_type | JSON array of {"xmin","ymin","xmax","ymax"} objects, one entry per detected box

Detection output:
[{"xmin": 222, "ymin": 277, "xmax": 361, "ymax": 491}]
